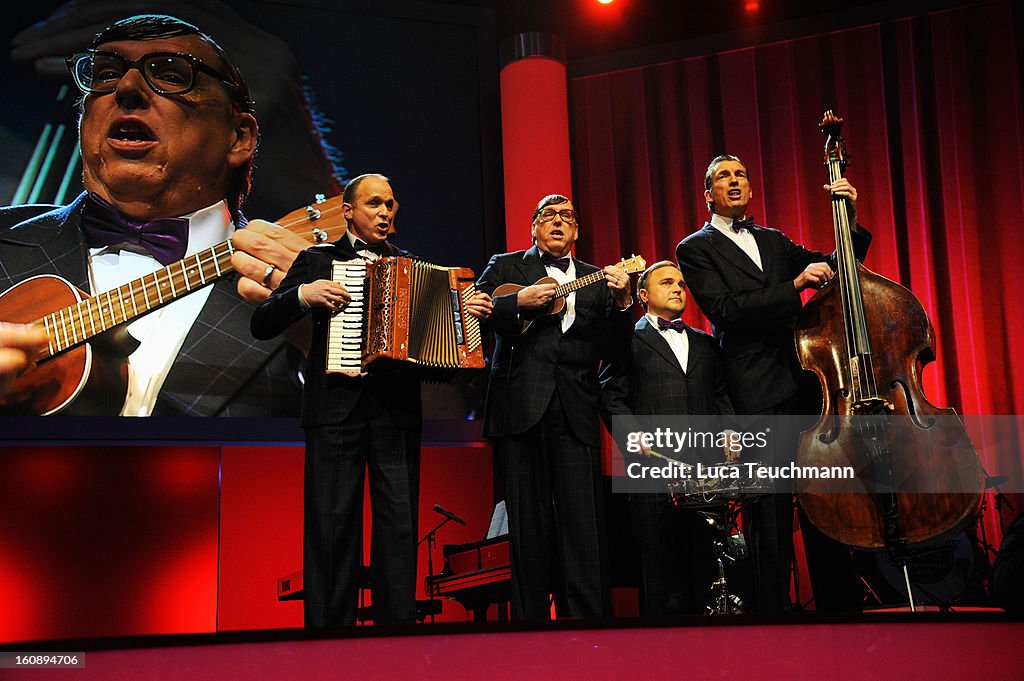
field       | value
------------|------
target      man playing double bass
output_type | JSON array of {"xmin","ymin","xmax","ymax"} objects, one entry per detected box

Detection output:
[{"xmin": 676, "ymin": 154, "xmax": 869, "ymax": 613}]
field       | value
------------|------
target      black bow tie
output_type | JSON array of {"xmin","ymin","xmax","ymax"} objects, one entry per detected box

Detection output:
[
  {"xmin": 82, "ymin": 193, "xmax": 189, "ymax": 266},
  {"xmin": 657, "ymin": 317, "xmax": 687, "ymax": 333},
  {"xmin": 354, "ymin": 239, "xmax": 387, "ymax": 256},
  {"xmin": 541, "ymin": 251, "xmax": 571, "ymax": 272},
  {"xmin": 730, "ymin": 216, "xmax": 755, "ymax": 233}
]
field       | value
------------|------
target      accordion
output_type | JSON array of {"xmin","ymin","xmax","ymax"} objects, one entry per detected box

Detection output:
[{"xmin": 326, "ymin": 256, "xmax": 485, "ymax": 379}]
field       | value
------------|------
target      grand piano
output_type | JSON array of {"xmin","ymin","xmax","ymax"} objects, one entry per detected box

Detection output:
[{"xmin": 425, "ymin": 534, "xmax": 510, "ymax": 621}]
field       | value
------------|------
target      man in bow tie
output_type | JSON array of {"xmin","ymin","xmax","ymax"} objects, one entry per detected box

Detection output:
[
  {"xmin": 675, "ymin": 154, "xmax": 869, "ymax": 614},
  {"xmin": 0, "ymin": 14, "xmax": 308, "ymax": 417},
  {"xmin": 475, "ymin": 193, "xmax": 633, "ymax": 619},
  {"xmin": 251, "ymin": 173, "xmax": 490, "ymax": 628},
  {"xmin": 599, "ymin": 260, "xmax": 735, "ymax": 614}
]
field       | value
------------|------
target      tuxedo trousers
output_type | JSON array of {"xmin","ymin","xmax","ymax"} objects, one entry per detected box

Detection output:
[
  {"xmin": 745, "ymin": 399, "xmax": 860, "ymax": 613},
  {"xmin": 302, "ymin": 392, "xmax": 420, "ymax": 628},
  {"xmin": 630, "ymin": 490, "xmax": 716, "ymax": 615},
  {"xmin": 493, "ymin": 388, "xmax": 609, "ymax": 619}
]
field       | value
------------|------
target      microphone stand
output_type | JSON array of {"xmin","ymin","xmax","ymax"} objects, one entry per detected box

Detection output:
[{"xmin": 418, "ymin": 517, "xmax": 452, "ymax": 624}]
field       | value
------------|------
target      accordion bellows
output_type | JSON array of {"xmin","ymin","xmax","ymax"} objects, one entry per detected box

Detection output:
[{"xmin": 327, "ymin": 256, "xmax": 485, "ymax": 378}]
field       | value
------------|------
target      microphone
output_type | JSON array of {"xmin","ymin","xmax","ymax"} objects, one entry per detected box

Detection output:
[{"xmin": 433, "ymin": 504, "xmax": 467, "ymax": 526}]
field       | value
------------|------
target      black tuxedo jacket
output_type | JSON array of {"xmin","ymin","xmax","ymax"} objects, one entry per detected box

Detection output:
[
  {"xmin": 600, "ymin": 316, "xmax": 734, "ymax": 461},
  {"xmin": 600, "ymin": 315, "xmax": 734, "ymax": 420},
  {"xmin": 250, "ymin": 237, "xmax": 421, "ymax": 430},
  {"xmin": 675, "ymin": 220, "xmax": 870, "ymax": 413},
  {"xmin": 0, "ymin": 193, "xmax": 301, "ymax": 416},
  {"xmin": 475, "ymin": 245, "xmax": 633, "ymax": 446}
]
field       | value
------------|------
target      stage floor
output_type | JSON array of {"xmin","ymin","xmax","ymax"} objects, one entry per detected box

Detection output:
[{"xmin": 4, "ymin": 612, "xmax": 1022, "ymax": 680}]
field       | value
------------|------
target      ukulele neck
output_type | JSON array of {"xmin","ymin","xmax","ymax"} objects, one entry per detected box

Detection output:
[
  {"xmin": 553, "ymin": 268, "xmax": 605, "ymax": 298},
  {"xmin": 40, "ymin": 241, "xmax": 236, "ymax": 358}
]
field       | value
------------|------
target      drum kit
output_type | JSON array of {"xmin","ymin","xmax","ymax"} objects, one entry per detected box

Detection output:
[{"xmin": 658, "ymin": 457, "xmax": 774, "ymax": 615}]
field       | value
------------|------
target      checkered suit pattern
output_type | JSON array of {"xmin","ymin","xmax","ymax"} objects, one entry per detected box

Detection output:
[
  {"xmin": 676, "ymin": 220, "xmax": 869, "ymax": 613},
  {"xmin": 476, "ymin": 246, "xmax": 633, "ymax": 619},
  {"xmin": 599, "ymin": 316, "xmax": 734, "ymax": 424},
  {"xmin": 599, "ymin": 316, "xmax": 734, "ymax": 614},
  {"xmin": 0, "ymin": 193, "xmax": 302, "ymax": 416},
  {"xmin": 303, "ymin": 400, "xmax": 420, "ymax": 627},
  {"xmin": 252, "ymin": 237, "xmax": 422, "ymax": 627},
  {"xmin": 675, "ymin": 221, "xmax": 870, "ymax": 413}
]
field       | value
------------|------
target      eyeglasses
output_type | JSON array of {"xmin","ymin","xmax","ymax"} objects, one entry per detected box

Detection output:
[
  {"xmin": 66, "ymin": 50, "xmax": 245, "ymax": 102},
  {"xmin": 536, "ymin": 208, "xmax": 577, "ymax": 223}
]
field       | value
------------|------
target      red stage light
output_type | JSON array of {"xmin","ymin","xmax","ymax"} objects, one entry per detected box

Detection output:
[
  {"xmin": 597, "ymin": 0, "xmax": 614, "ymax": 4},
  {"xmin": 744, "ymin": 0, "xmax": 760, "ymax": 12}
]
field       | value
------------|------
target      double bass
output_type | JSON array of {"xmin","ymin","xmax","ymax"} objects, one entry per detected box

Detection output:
[{"xmin": 794, "ymin": 111, "xmax": 984, "ymax": 551}]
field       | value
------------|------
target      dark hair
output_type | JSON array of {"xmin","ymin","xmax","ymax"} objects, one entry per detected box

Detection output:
[
  {"xmin": 343, "ymin": 173, "xmax": 391, "ymax": 205},
  {"xmin": 636, "ymin": 260, "xmax": 680, "ymax": 309},
  {"xmin": 704, "ymin": 154, "xmax": 746, "ymax": 213},
  {"xmin": 532, "ymin": 194, "xmax": 572, "ymax": 221},
  {"xmin": 90, "ymin": 14, "xmax": 257, "ymax": 217}
]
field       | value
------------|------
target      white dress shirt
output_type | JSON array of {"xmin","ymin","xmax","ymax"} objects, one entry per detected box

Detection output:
[
  {"xmin": 542, "ymin": 253, "xmax": 577, "ymax": 333},
  {"xmin": 710, "ymin": 213, "xmax": 762, "ymax": 271},
  {"xmin": 347, "ymin": 230, "xmax": 384, "ymax": 262},
  {"xmin": 88, "ymin": 200, "xmax": 234, "ymax": 416},
  {"xmin": 647, "ymin": 312, "xmax": 690, "ymax": 373}
]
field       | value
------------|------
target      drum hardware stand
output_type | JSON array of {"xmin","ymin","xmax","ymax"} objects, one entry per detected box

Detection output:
[
  {"xmin": 701, "ymin": 504, "xmax": 749, "ymax": 615},
  {"xmin": 858, "ymin": 572, "xmax": 884, "ymax": 607},
  {"xmin": 956, "ymin": 469, "xmax": 1011, "ymax": 606},
  {"xmin": 976, "ymin": 472, "xmax": 1014, "ymax": 563}
]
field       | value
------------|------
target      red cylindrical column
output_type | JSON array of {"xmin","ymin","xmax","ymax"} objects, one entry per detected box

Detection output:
[{"xmin": 499, "ymin": 33, "xmax": 572, "ymax": 252}]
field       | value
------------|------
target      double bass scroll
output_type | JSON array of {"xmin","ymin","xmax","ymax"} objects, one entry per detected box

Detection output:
[{"xmin": 794, "ymin": 111, "xmax": 984, "ymax": 551}]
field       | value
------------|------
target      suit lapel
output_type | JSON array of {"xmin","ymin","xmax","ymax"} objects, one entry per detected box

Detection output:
[
  {"xmin": 703, "ymin": 222, "xmax": 767, "ymax": 283},
  {"xmin": 636, "ymin": 316, "xmax": 685, "ymax": 374},
  {"xmin": 683, "ymin": 326, "xmax": 703, "ymax": 374},
  {"xmin": 749, "ymin": 226, "xmax": 778, "ymax": 277},
  {"xmin": 516, "ymin": 245, "xmax": 549, "ymax": 285},
  {"xmin": 0, "ymin": 194, "xmax": 92, "ymax": 291},
  {"xmin": 332, "ymin": 236, "xmax": 360, "ymax": 262},
  {"xmin": 570, "ymin": 257, "xmax": 601, "ymax": 308},
  {"xmin": 46, "ymin": 195, "xmax": 92, "ymax": 291},
  {"xmin": 155, "ymin": 221, "xmax": 346, "ymax": 416}
]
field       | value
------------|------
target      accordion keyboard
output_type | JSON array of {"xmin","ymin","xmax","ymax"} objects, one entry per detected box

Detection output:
[{"xmin": 326, "ymin": 259, "xmax": 368, "ymax": 376}]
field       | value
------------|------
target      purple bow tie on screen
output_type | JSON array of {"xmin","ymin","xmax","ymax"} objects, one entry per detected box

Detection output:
[
  {"xmin": 82, "ymin": 194, "xmax": 189, "ymax": 266},
  {"xmin": 540, "ymin": 251, "xmax": 571, "ymax": 272},
  {"xmin": 657, "ymin": 317, "xmax": 687, "ymax": 333},
  {"xmin": 730, "ymin": 216, "xmax": 755, "ymax": 233}
]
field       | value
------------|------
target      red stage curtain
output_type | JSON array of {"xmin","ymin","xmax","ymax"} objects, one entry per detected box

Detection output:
[{"xmin": 570, "ymin": 0, "xmax": 1023, "ymax": 547}]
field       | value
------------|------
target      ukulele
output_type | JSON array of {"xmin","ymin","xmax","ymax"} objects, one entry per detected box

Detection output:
[
  {"xmin": 493, "ymin": 254, "xmax": 646, "ymax": 332},
  {"xmin": 0, "ymin": 195, "xmax": 347, "ymax": 415}
]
